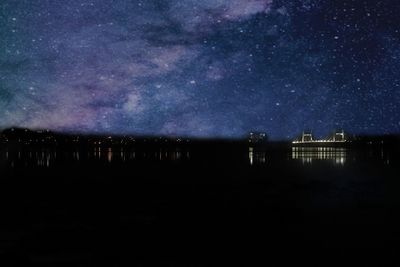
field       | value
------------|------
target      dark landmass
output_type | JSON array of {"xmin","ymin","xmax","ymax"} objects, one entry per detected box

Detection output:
[{"xmin": 1, "ymin": 127, "xmax": 400, "ymax": 147}]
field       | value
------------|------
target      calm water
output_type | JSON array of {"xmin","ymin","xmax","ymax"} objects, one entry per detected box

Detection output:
[
  {"xmin": 0, "ymin": 144, "xmax": 398, "ymax": 266},
  {"xmin": 0, "ymin": 145, "xmax": 395, "ymax": 169}
]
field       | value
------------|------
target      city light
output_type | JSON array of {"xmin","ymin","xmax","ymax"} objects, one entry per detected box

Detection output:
[{"xmin": 292, "ymin": 130, "xmax": 348, "ymax": 144}]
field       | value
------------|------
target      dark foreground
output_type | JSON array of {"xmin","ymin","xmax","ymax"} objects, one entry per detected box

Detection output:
[{"xmin": 0, "ymin": 143, "xmax": 398, "ymax": 266}]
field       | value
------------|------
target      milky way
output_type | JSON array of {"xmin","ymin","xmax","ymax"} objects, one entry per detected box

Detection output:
[{"xmin": 1, "ymin": 0, "xmax": 399, "ymax": 139}]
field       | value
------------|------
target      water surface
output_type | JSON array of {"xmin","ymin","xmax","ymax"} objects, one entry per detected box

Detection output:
[{"xmin": 0, "ymin": 144, "xmax": 397, "ymax": 266}]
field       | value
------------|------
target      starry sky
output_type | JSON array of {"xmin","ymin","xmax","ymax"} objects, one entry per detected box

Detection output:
[{"xmin": 1, "ymin": 0, "xmax": 399, "ymax": 139}]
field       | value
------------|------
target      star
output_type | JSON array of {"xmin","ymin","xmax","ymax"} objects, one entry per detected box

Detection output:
[{"xmin": 0, "ymin": 0, "xmax": 398, "ymax": 139}]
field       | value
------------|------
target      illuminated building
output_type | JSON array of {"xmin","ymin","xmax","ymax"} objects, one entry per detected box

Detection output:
[
  {"xmin": 292, "ymin": 130, "xmax": 348, "ymax": 145},
  {"xmin": 248, "ymin": 132, "xmax": 268, "ymax": 144}
]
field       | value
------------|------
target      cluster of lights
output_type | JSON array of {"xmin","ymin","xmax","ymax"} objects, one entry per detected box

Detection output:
[
  {"xmin": 292, "ymin": 139, "xmax": 347, "ymax": 144},
  {"xmin": 292, "ymin": 131, "xmax": 347, "ymax": 144}
]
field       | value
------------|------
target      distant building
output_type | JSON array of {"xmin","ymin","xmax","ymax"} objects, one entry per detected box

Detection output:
[{"xmin": 248, "ymin": 132, "xmax": 268, "ymax": 144}]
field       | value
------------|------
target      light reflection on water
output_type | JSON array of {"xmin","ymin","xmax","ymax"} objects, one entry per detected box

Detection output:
[
  {"xmin": 0, "ymin": 145, "xmax": 395, "ymax": 169},
  {"xmin": 0, "ymin": 148, "xmax": 57, "ymax": 168},
  {"xmin": 248, "ymin": 147, "xmax": 267, "ymax": 165},
  {"xmin": 291, "ymin": 147, "xmax": 347, "ymax": 165},
  {"xmin": 87, "ymin": 148, "xmax": 187, "ymax": 163},
  {"xmin": 0, "ymin": 147, "xmax": 191, "ymax": 168},
  {"xmin": 249, "ymin": 147, "xmax": 349, "ymax": 166}
]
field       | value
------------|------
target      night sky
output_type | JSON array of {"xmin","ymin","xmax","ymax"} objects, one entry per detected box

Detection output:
[{"xmin": 1, "ymin": 0, "xmax": 399, "ymax": 139}]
